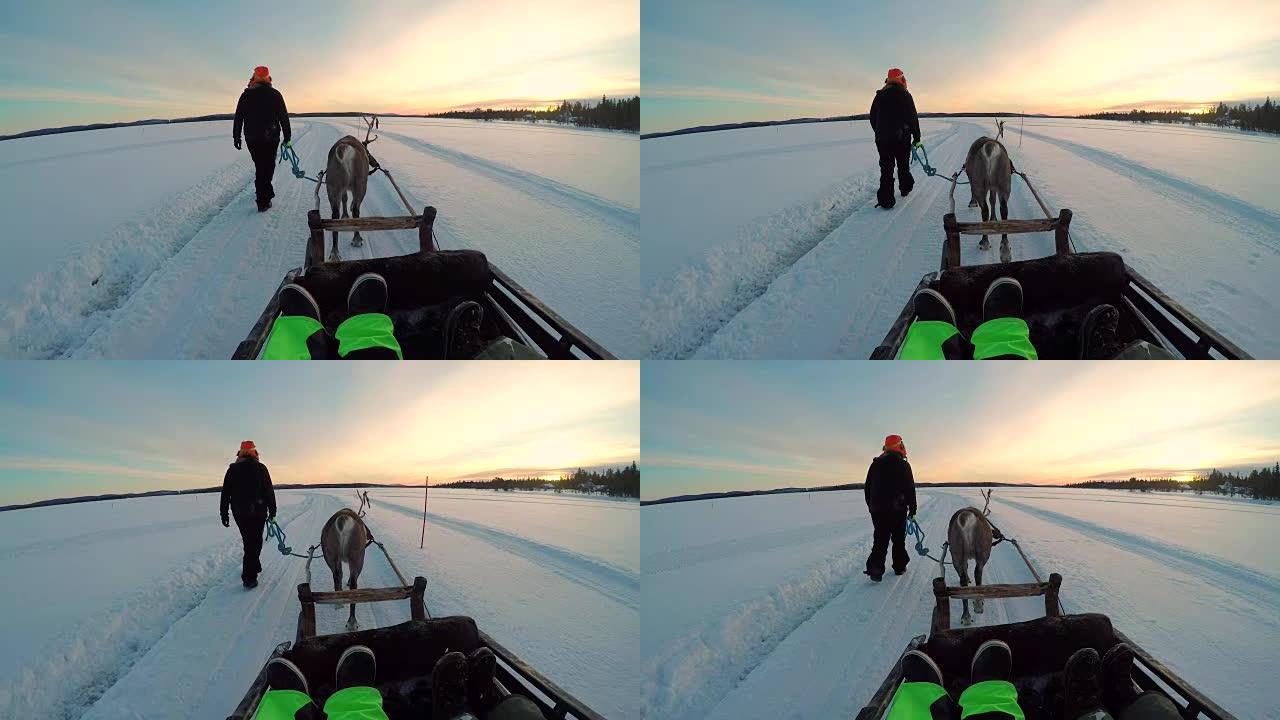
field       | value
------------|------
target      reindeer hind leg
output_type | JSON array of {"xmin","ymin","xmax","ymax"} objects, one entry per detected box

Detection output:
[
  {"xmin": 345, "ymin": 552, "xmax": 364, "ymax": 630},
  {"xmin": 329, "ymin": 199, "xmax": 342, "ymax": 263},
  {"xmin": 957, "ymin": 560, "xmax": 974, "ymax": 625},
  {"xmin": 978, "ymin": 200, "xmax": 991, "ymax": 250},
  {"xmin": 974, "ymin": 562, "xmax": 986, "ymax": 614},
  {"xmin": 350, "ymin": 195, "xmax": 363, "ymax": 248}
]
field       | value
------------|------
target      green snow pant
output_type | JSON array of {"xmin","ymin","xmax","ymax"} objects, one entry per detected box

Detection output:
[
  {"xmin": 262, "ymin": 313, "xmax": 402, "ymax": 360},
  {"xmin": 254, "ymin": 686, "xmax": 389, "ymax": 720},
  {"xmin": 887, "ymin": 679, "xmax": 1024, "ymax": 720},
  {"xmin": 899, "ymin": 318, "xmax": 1037, "ymax": 360}
]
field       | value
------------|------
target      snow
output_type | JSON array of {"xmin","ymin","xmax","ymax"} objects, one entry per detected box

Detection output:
[
  {"xmin": 641, "ymin": 118, "xmax": 1280, "ymax": 358},
  {"xmin": 0, "ymin": 488, "xmax": 638, "ymax": 720},
  {"xmin": 642, "ymin": 487, "xmax": 1280, "ymax": 720},
  {"xmin": 0, "ymin": 118, "xmax": 638, "ymax": 359}
]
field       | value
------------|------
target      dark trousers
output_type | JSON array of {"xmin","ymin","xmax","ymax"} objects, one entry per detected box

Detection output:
[
  {"xmin": 875, "ymin": 137, "xmax": 913, "ymax": 207},
  {"xmin": 866, "ymin": 510, "xmax": 909, "ymax": 576},
  {"xmin": 247, "ymin": 137, "xmax": 280, "ymax": 205},
  {"xmin": 234, "ymin": 513, "xmax": 267, "ymax": 582}
]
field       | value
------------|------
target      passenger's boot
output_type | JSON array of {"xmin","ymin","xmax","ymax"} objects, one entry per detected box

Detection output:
[
  {"xmin": 1099, "ymin": 643, "xmax": 1141, "ymax": 710},
  {"xmin": 982, "ymin": 277, "xmax": 1023, "ymax": 322},
  {"xmin": 971, "ymin": 639, "xmax": 1012, "ymax": 684},
  {"xmin": 334, "ymin": 645, "xmax": 377, "ymax": 690},
  {"xmin": 443, "ymin": 301, "xmax": 485, "ymax": 359},
  {"xmin": 902, "ymin": 649, "xmax": 944, "ymax": 686},
  {"xmin": 466, "ymin": 647, "xmax": 499, "ymax": 710},
  {"xmin": 431, "ymin": 651, "xmax": 471, "ymax": 720},
  {"xmin": 1063, "ymin": 647, "xmax": 1112, "ymax": 720},
  {"xmin": 1078, "ymin": 304, "xmax": 1121, "ymax": 359},
  {"xmin": 348, "ymin": 273, "xmax": 389, "ymax": 316}
]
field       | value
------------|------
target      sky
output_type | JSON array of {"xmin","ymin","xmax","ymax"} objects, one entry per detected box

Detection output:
[
  {"xmin": 641, "ymin": 0, "xmax": 1280, "ymax": 133},
  {"xmin": 0, "ymin": 362, "xmax": 639, "ymax": 506},
  {"xmin": 0, "ymin": 0, "xmax": 638, "ymax": 135},
  {"xmin": 641, "ymin": 362, "xmax": 1280, "ymax": 500}
]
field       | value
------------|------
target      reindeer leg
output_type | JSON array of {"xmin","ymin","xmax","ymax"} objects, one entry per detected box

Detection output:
[
  {"xmin": 974, "ymin": 562, "xmax": 986, "ymax": 614},
  {"xmin": 978, "ymin": 201, "xmax": 991, "ymax": 250},
  {"xmin": 957, "ymin": 562, "xmax": 974, "ymax": 625},
  {"xmin": 329, "ymin": 201, "xmax": 342, "ymax": 263},
  {"xmin": 331, "ymin": 563, "xmax": 344, "ymax": 614},
  {"xmin": 350, "ymin": 200, "xmax": 363, "ymax": 248},
  {"xmin": 997, "ymin": 192, "xmax": 1011, "ymax": 263},
  {"xmin": 345, "ymin": 551, "xmax": 364, "ymax": 631}
]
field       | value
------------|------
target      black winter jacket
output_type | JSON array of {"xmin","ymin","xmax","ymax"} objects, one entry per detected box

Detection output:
[
  {"xmin": 233, "ymin": 83, "xmax": 291, "ymax": 144},
  {"xmin": 869, "ymin": 83, "xmax": 921, "ymax": 144},
  {"xmin": 864, "ymin": 451, "xmax": 917, "ymax": 516},
  {"xmin": 221, "ymin": 456, "xmax": 277, "ymax": 521}
]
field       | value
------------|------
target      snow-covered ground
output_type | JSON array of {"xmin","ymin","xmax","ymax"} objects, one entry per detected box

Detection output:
[
  {"xmin": 0, "ymin": 488, "xmax": 639, "ymax": 719},
  {"xmin": 642, "ymin": 487, "xmax": 1279, "ymax": 719},
  {"xmin": 641, "ymin": 118, "xmax": 1280, "ymax": 358},
  {"xmin": 0, "ymin": 118, "xmax": 639, "ymax": 358}
]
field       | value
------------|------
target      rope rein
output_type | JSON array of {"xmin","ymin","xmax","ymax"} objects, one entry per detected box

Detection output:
[
  {"xmin": 910, "ymin": 142, "xmax": 970, "ymax": 186},
  {"xmin": 266, "ymin": 516, "xmax": 315, "ymax": 559}
]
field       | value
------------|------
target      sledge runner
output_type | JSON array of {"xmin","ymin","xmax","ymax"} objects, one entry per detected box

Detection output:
[
  {"xmin": 869, "ymin": 68, "xmax": 921, "ymax": 209},
  {"xmin": 863, "ymin": 434, "xmax": 917, "ymax": 581},
  {"xmin": 220, "ymin": 440, "xmax": 277, "ymax": 588},
  {"xmin": 233, "ymin": 66, "xmax": 292, "ymax": 212}
]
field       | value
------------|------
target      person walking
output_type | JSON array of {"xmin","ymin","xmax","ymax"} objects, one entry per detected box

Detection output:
[
  {"xmin": 220, "ymin": 440, "xmax": 277, "ymax": 588},
  {"xmin": 863, "ymin": 434, "xmax": 917, "ymax": 581},
  {"xmin": 869, "ymin": 68, "xmax": 921, "ymax": 209},
  {"xmin": 233, "ymin": 65, "xmax": 292, "ymax": 212}
]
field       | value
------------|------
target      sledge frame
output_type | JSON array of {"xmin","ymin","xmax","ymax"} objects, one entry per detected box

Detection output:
[
  {"xmin": 857, "ymin": 594, "xmax": 1236, "ymax": 720},
  {"xmin": 231, "ymin": 205, "xmax": 614, "ymax": 360}
]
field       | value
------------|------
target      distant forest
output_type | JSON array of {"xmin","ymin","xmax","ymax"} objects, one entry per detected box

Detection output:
[
  {"xmin": 438, "ymin": 462, "xmax": 640, "ymax": 498},
  {"xmin": 1080, "ymin": 98, "xmax": 1280, "ymax": 135},
  {"xmin": 429, "ymin": 95, "xmax": 639, "ymax": 132},
  {"xmin": 1068, "ymin": 464, "xmax": 1280, "ymax": 500}
]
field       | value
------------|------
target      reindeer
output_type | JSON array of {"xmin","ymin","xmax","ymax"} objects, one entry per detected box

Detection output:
[
  {"xmin": 947, "ymin": 489, "xmax": 995, "ymax": 626},
  {"xmin": 324, "ymin": 115, "xmax": 380, "ymax": 262},
  {"xmin": 964, "ymin": 136, "xmax": 1013, "ymax": 263},
  {"xmin": 320, "ymin": 508, "xmax": 370, "ymax": 631}
]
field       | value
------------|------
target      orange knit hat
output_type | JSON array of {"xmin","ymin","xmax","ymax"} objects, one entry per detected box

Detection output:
[
  {"xmin": 885, "ymin": 68, "xmax": 906, "ymax": 87},
  {"xmin": 883, "ymin": 434, "xmax": 906, "ymax": 457},
  {"xmin": 248, "ymin": 66, "xmax": 271, "ymax": 87},
  {"xmin": 238, "ymin": 440, "xmax": 258, "ymax": 457}
]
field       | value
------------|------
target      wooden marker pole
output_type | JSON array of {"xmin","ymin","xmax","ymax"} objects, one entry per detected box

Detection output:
[{"xmin": 420, "ymin": 475, "xmax": 429, "ymax": 549}]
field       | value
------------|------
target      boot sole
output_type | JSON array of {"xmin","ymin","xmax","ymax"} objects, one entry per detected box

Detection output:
[
  {"xmin": 347, "ymin": 273, "xmax": 388, "ymax": 315},
  {"xmin": 266, "ymin": 657, "xmax": 309, "ymax": 696},
  {"xmin": 280, "ymin": 283, "xmax": 322, "ymax": 322},
  {"xmin": 335, "ymin": 645, "xmax": 376, "ymax": 689},
  {"xmin": 982, "ymin": 277, "xmax": 1023, "ymax": 322},
  {"xmin": 971, "ymin": 639, "xmax": 1012, "ymax": 684}
]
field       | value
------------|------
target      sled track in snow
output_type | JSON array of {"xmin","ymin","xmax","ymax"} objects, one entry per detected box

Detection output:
[
  {"xmin": 1018, "ymin": 127, "xmax": 1280, "ymax": 252},
  {"xmin": 0, "ymin": 494, "xmax": 323, "ymax": 720},
  {"xmin": 336, "ymin": 121, "xmax": 638, "ymax": 237},
  {"xmin": 0, "ymin": 132, "xmax": 231, "ymax": 171},
  {"xmin": 643, "ymin": 516, "xmax": 856, "ymax": 575},
  {"xmin": 995, "ymin": 496, "xmax": 1280, "ymax": 608},
  {"xmin": 645, "ymin": 136, "xmax": 876, "ymax": 174},
  {"xmin": 376, "ymin": 497, "xmax": 638, "ymax": 611},
  {"xmin": 644, "ymin": 124, "xmax": 964, "ymax": 359}
]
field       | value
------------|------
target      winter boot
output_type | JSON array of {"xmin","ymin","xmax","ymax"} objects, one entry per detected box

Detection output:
[
  {"xmin": 982, "ymin": 277, "xmax": 1023, "ymax": 322},
  {"xmin": 279, "ymin": 284, "xmax": 322, "ymax": 322},
  {"xmin": 348, "ymin": 273, "xmax": 389, "ymax": 316},
  {"xmin": 913, "ymin": 288, "xmax": 957, "ymax": 327},
  {"xmin": 443, "ymin": 300, "xmax": 485, "ymax": 359},
  {"xmin": 902, "ymin": 650, "xmax": 944, "ymax": 686},
  {"xmin": 265, "ymin": 657, "xmax": 309, "ymax": 696},
  {"xmin": 257, "ymin": 200, "xmax": 272, "ymax": 212},
  {"xmin": 431, "ymin": 651, "xmax": 469, "ymax": 719},
  {"xmin": 1063, "ymin": 647, "xmax": 1109, "ymax": 719},
  {"xmin": 466, "ymin": 647, "xmax": 498, "ymax": 711},
  {"xmin": 244, "ymin": 577, "xmax": 258, "ymax": 589},
  {"xmin": 971, "ymin": 639, "xmax": 1012, "ymax": 684},
  {"xmin": 863, "ymin": 569, "xmax": 883, "ymax": 582},
  {"xmin": 1078, "ymin": 304, "xmax": 1121, "ymax": 359},
  {"xmin": 335, "ymin": 645, "xmax": 377, "ymax": 691},
  {"xmin": 1099, "ymin": 643, "xmax": 1140, "ymax": 710}
]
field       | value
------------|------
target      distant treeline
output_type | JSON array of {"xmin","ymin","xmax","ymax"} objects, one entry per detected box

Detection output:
[
  {"xmin": 1068, "ymin": 464, "xmax": 1280, "ymax": 500},
  {"xmin": 1079, "ymin": 99, "xmax": 1280, "ymax": 135},
  {"xmin": 429, "ymin": 96, "xmax": 639, "ymax": 132},
  {"xmin": 0, "ymin": 482, "xmax": 417, "ymax": 513},
  {"xmin": 641, "ymin": 112, "xmax": 1055, "ymax": 140},
  {"xmin": 438, "ymin": 462, "xmax": 640, "ymax": 498},
  {"xmin": 643, "ymin": 481, "xmax": 1035, "ymax": 506}
]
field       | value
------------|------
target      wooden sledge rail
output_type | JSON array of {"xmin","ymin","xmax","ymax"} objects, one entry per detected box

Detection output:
[
  {"xmin": 306, "ymin": 207, "xmax": 437, "ymax": 268},
  {"xmin": 1115, "ymin": 628, "xmax": 1238, "ymax": 720},
  {"xmin": 488, "ymin": 264, "xmax": 616, "ymax": 359},
  {"xmin": 1124, "ymin": 268, "xmax": 1252, "ymax": 360},
  {"xmin": 953, "ymin": 218, "xmax": 1058, "ymax": 235},
  {"xmin": 942, "ymin": 210, "xmax": 1072, "ymax": 272},
  {"xmin": 296, "ymin": 576, "xmax": 427, "ymax": 642},
  {"xmin": 481, "ymin": 629, "xmax": 606, "ymax": 720},
  {"xmin": 931, "ymin": 574, "xmax": 1061, "ymax": 634},
  {"xmin": 308, "ymin": 585, "xmax": 415, "ymax": 604}
]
